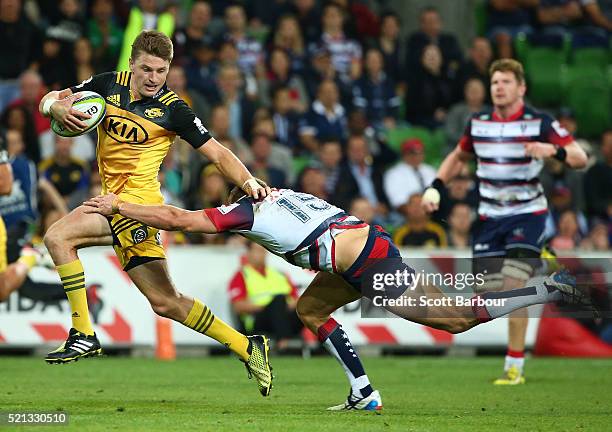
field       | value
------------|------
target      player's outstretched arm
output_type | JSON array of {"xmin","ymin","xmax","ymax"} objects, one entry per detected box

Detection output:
[
  {"xmin": 198, "ymin": 138, "xmax": 271, "ymax": 199},
  {"xmin": 422, "ymin": 145, "xmax": 472, "ymax": 212},
  {"xmin": 83, "ymin": 194, "xmax": 219, "ymax": 233},
  {"xmin": 38, "ymin": 88, "xmax": 91, "ymax": 132}
]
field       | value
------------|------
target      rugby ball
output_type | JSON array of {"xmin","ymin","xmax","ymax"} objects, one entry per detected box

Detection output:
[{"xmin": 51, "ymin": 91, "xmax": 106, "ymax": 137}]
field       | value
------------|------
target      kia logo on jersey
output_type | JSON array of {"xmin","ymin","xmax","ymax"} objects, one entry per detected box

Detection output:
[{"xmin": 103, "ymin": 115, "xmax": 149, "ymax": 144}]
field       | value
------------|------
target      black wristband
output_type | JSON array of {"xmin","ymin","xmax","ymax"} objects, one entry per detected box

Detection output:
[
  {"xmin": 554, "ymin": 147, "xmax": 567, "ymax": 162},
  {"xmin": 431, "ymin": 178, "xmax": 445, "ymax": 192}
]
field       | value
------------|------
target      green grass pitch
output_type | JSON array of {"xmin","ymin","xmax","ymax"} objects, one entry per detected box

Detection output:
[{"xmin": 1, "ymin": 356, "xmax": 611, "ymax": 431}]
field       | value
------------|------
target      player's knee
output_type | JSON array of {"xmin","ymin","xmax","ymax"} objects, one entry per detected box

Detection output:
[
  {"xmin": 148, "ymin": 295, "xmax": 181, "ymax": 319},
  {"xmin": 296, "ymin": 299, "xmax": 324, "ymax": 330},
  {"xmin": 43, "ymin": 226, "xmax": 63, "ymax": 253}
]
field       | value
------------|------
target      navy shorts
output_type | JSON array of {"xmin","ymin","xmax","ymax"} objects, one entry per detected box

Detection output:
[
  {"xmin": 341, "ymin": 225, "xmax": 406, "ymax": 296},
  {"xmin": 472, "ymin": 212, "xmax": 547, "ymax": 258}
]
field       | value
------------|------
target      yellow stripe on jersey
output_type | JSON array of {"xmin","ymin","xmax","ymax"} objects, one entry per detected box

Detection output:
[
  {"xmin": 162, "ymin": 96, "xmax": 179, "ymax": 106},
  {"xmin": 115, "ymin": 71, "xmax": 130, "ymax": 86},
  {"xmin": 158, "ymin": 91, "xmax": 176, "ymax": 103}
]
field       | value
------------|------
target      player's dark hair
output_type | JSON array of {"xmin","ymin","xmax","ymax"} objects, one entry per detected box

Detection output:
[
  {"xmin": 131, "ymin": 30, "xmax": 174, "ymax": 63},
  {"xmin": 489, "ymin": 59, "xmax": 525, "ymax": 84},
  {"xmin": 227, "ymin": 178, "xmax": 268, "ymax": 204}
]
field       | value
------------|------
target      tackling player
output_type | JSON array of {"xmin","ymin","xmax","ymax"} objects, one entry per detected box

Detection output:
[
  {"xmin": 38, "ymin": 31, "xmax": 272, "ymax": 396},
  {"xmin": 422, "ymin": 59, "xmax": 588, "ymax": 385},
  {"xmin": 83, "ymin": 185, "xmax": 590, "ymax": 411}
]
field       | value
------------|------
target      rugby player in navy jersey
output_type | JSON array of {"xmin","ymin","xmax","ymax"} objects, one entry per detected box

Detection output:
[
  {"xmin": 83, "ymin": 183, "xmax": 591, "ymax": 410},
  {"xmin": 423, "ymin": 59, "xmax": 588, "ymax": 385}
]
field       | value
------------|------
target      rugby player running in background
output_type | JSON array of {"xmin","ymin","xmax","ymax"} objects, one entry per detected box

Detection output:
[
  {"xmin": 38, "ymin": 31, "xmax": 273, "ymax": 396},
  {"xmin": 422, "ymin": 59, "xmax": 587, "ymax": 385}
]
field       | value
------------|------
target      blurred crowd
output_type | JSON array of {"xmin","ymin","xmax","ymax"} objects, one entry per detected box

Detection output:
[{"xmin": 0, "ymin": 0, "xmax": 610, "ymax": 252}]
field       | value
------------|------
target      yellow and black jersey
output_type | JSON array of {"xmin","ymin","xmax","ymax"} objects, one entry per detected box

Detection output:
[{"xmin": 70, "ymin": 71, "xmax": 212, "ymax": 204}]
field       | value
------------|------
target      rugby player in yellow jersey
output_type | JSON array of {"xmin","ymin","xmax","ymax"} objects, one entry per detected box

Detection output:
[{"xmin": 37, "ymin": 31, "xmax": 273, "ymax": 396}]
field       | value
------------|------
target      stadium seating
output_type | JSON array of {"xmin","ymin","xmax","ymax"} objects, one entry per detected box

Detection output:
[
  {"xmin": 560, "ymin": 65, "xmax": 611, "ymax": 138},
  {"xmin": 386, "ymin": 126, "xmax": 444, "ymax": 166},
  {"xmin": 523, "ymin": 46, "xmax": 568, "ymax": 106},
  {"xmin": 572, "ymin": 47, "xmax": 610, "ymax": 70}
]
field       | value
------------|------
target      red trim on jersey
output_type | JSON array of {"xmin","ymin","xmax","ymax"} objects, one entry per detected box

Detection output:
[
  {"xmin": 331, "ymin": 239, "xmax": 337, "ymax": 273},
  {"xmin": 492, "ymin": 105, "xmax": 524, "ymax": 122}
]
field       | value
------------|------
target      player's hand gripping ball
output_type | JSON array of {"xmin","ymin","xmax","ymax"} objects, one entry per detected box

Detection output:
[{"xmin": 51, "ymin": 91, "xmax": 106, "ymax": 137}]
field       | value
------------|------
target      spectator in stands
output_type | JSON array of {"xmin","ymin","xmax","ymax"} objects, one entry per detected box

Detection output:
[
  {"xmin": 310, "ymin": 3, "xmax": 362, "ymax": 83},
  {"xmin": 216, "ymin": 64, "xmax": 256, "ymax": 142},
  {"xmin": 270, "ymin": 86, "xmax": 301, "ymax": 152},
  {"xmin": 541, "ymin": 156, "xmax": 585, "ymax": 214},
  {"xmin": 270, "ymin": 14, "xmax": 307, "ymax": 76},
  {"xmin": 346, "ymin": 110, "xmax": 397, "ymax": 166},
  {"xmin": 582, "ymin": 0, "xmax": 612, "ymax": 33},
  {"xmin": 304, "ymin": 44, "xmax": 352, "ymax": 105},
  {"xmin": 37, "ymin": 30, "xmax": 73, "ymax": 91},
  {"xmin": 38, "ymin": 136, "xmax": 90, "ymax": 210},
  {"xmin": 247, "ymin": 118, "xmax": 292, "ymax": 187},
  {"xmin": 69, "ymin": 38, "xmax": 95, "ymax": 88},
  {"xmin": 87, "ymin": 0, "xmax": 124, "ymax": 72},
  {"xmin": 444, "ymin": 168, "xmax": 479, "ymax": 213},
  {"xmin": 299, "ymin": 79, "xmax": 347, "ymax": 154},
  {"xmin": 288, "ymin": 0, "xmax": 321, "ymax": 43},
  {"xmin": 454, "ymin": 37, "xmax": 493, "ymax": 102},
  {"xmin": 372, "ymin": 11, "xmax": 405, "ymax": 91},
  {"xmin": 47, "ymin": 0, "xmax": 85, "ymax": 49},
  {"xmin": 486, "ymin": 0, "xmax": 538, "ymax": 58},
  {"xmin": 405, "ymin": 44, "xmax": 454, "ymax": 129},
  {"xmin": 349, "ymin": 196, "xmax": 376, "ymax": 224},
  {"xmin": 544, "ymin": 184, "xmax": 589, "ymax": 240},
  {"xmin": 383, "ymin": 139, "xmax": 436, "ymax": 210},
  {"xmin": 259, "ymin": 47, "xmax": 309, "ymax": 111},
  {"xmin": 0, "ymin": 0, "xmax": 42, "ymax": 111},
  {"xmin": 167, "ymin": 65, "xmax": 210, "ymax": 121},
  {"xmin": 117, "ymin": 0, "xmax": 175, "ymax": 70},
  {"xmin": 184, "ymin": 40, "xmax": 219, "ymax": 104},
  {"xmin": 579, "ymin": 221, "xmax": 610, "ymax": 250},
  {"xmin": 332, "ymin": 134, "xmax": 388, "ymax": 214},
  {"xmin": 295, "ymin": 164, "xmax": 328, "ymax": 200},
  {"xmin": 584, "ymin": 129, "xmax": 612, "ymax": 221},
  {"xmin": 352, "ymin": 48, "xmax": 401, "ymax": 131},
  {"xmin": 550, "ymin": 209, "xmax": 582, "ymax": 250},
  {"xmin": 393, "ymin": 193, "xmax": 447, "ymax": 248},
  {"xmin": 221, "ymin": 4, "xmax": 264, "ymax": 77},
  {"xmin": 9, "ymin": 70, "xmax": 50, "ymax": 136},
  {"xmin": 405, "ymin": 7, "xmax": 463, "ymax": 81},
  {"xmin": 0, "ymin": 129, "xmax": 38, "ymax": 237},
  {"xmin": 0, "ymin": 105, "xmax": 40, "ymax": 164},
  {"xmin": 317, "ymin": 138, "xmax": 343, "ymax": 196},
  {"xmin": 248, "ymin": 133, "xmax": 287, "ymax": 189},
  {"xmin": 228, "ymin": 241, "xmax": 301, "ymax": 347},
  {"xmin": 445, "ymin": 78, "xmax": 488, "ymax": 150},
  {"xmin": 535, "ymin": 0, "xmax": 612, "ymax": 46},
  {"xmin": 208, "ymin": 104, "xmax": 251, "ymax": 161},
  {"xmin": 196, "ymin": 163, "xmax": 228, "ymax": 208},
  {"xmin": 447, "ymin": 202, "xmax": 474, "ymax": 248},
  {"xmin": 173, "ymin": 0, "xmax": 214, "ymax": 64}
]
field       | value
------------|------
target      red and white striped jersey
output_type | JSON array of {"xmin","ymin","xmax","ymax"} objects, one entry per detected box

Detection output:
[{"xmin": 459, "ymin": 105, "xmax": 573, "ymax": 218}]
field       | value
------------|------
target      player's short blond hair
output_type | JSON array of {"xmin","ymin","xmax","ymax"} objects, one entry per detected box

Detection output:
[
  {"xmin": 131, "ymin": 30, "xmax": 173, "ymax": 63},
  {"xmin": 489, "ymin": 59, "xmax": 525, "ymax": 84}
]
